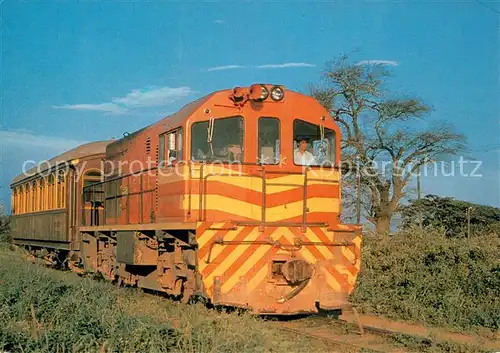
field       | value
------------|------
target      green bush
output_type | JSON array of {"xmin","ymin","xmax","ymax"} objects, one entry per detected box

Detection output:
[{"xmin": 351, "ymin": 227, "xmax": 500, "ymax": 331}]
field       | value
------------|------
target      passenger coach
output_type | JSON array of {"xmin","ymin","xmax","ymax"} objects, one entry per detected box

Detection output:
[
  {"xmin": 11, "ymin": 84, "xmax": 362, "ymax": 315},
  {"xmin": 10, "ymin": 141, "xmax": 110, "ymax": 261}
]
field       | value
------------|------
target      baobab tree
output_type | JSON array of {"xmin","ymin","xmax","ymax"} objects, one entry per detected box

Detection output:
[{"xmin": 311, "ymin": 56, "xmax": 467, "ymax": 233}]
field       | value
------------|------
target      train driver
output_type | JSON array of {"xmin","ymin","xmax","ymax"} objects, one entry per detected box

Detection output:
[{"xmin": 294, "ymin": 136, "xmax": 316, "ymax": 166}]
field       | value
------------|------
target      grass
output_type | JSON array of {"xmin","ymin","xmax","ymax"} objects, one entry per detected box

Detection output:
[
  {"xmin": 0, "ymin": 247, "xmax": 330, "ymax": 353},
  {"xmin": 350, "ymin": 226, "xmax": 500, "ymax": 332}
]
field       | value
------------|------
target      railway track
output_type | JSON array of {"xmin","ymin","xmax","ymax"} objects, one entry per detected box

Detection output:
[{"xmin": 272, "ymin": 313, "xmax": 433, "ymax": 353}]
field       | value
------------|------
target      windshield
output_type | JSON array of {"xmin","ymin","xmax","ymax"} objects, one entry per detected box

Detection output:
[
  {"xmin": 258, "ymin": 117, "xmax": 280, "ymax": 164},
  {"xmin": 191, "ymin": 116, "xmax": 244, "ymax": 162},
  {"xmin": 293, "ymin": 119, "xmax": 336, "ymax": 166}
]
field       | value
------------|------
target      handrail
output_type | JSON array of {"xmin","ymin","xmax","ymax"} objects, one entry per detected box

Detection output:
[
  {"xmin": 82, "ymin": 166, "xmax": 159, "ymax": 226},
  {"xmin": 206, "ymin": 238, "xmax": 355, "ymax": 263},
  {"xmin": 202, "ymin": 167, "xmax": 320, "ymax": 229},
  {"xmin": 198, "ymin": 163, "xmax": 204, "ymax": 221},
  {"xmin": 82, "ymin": 166, "xmax": 159, "ymax": 190},
  {"xmin": 81, "ymin": 161, "xmax": 339, "ymax": 228},
  {"xmin": 261, "ymin": 168, "xmax": 266, "ymax": 230},
  {"xmin": 302, "ymin": 166, "xmax": 309, "ymax": 230}
]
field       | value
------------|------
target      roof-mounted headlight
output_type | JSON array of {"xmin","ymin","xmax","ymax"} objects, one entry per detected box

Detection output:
[
  {"xmin": 250, "ymin": 84, "xmax": 269, "ymax": 101},
  {"xmin": 270, "ymin": 86, "xmax": 284, "ymax": 101}
]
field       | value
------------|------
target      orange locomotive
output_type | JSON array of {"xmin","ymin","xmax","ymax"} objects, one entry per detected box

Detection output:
[{"xmin": 10, "ymin": 84, "xmax": 362, "ymax": 314}]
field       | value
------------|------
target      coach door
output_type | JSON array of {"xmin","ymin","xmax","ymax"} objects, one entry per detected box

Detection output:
[{"xmin": 82, "ymin": 170, "xmax": 104, "ymax": 226}]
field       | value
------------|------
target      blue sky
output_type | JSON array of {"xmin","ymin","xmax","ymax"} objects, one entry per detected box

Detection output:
[{"xmin": 1, "ymin": 1, "xmax": 499, "ymax": 211}]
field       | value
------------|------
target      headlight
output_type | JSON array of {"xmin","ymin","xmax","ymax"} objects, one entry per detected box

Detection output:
[
  {"xmin": 270, "ymin": 86, "xmax": 284, "ymax": 101},
  {"xmin": 249, "ymin": 84, "xmax": 269, "ymax": 101},
  {"xmin": 258, "ymin": 85, "xmax": 269, "ymax": 100}
]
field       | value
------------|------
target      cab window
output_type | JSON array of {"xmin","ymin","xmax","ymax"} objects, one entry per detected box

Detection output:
[
  {"xmin": 159, "ymin": 128, "xmax": 183, "ymax": 167},
  {"xmin": 191, "ymin": 116, "xmax": 244, "ymax": 162},
  {"xmin": 293, "ymin": 119, "xmax": 336, "ymax": 166},
  {"xmin": 258, "ymin": 117, "xmax": 280, "ymax": 165}
]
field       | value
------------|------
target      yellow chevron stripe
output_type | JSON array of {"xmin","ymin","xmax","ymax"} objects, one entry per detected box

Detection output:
[
  {"xmin": 304, "ymin": 228, "xmax": 334, "ymax": 260},
  {"xmin": 219, "ymin": 245, "xmax": 270, "ymax": 293},
  {"xmin": 340, "ymin": 242, "xmax": 356, "ymax": 261},
  {"xmin": 322, "ymin": 267, "xmax": 342, "ymax": 292},
  {"xmin": 158, "ymin": 167, "xmax": 340, "ymax": 191},
  {"xmin": 353, "ymin": 235, "xmax": 362, "ymax": 248},
  {"xmin": 203, "ymin": 228, "xmax": 261, "ymax": 292},
  {"xmin": 181, "ymin": 195, "xmax": 339, "ymax": 220},
  {"xmin": 199, "ymin": 228, "xmax": 260, "ymax": 273},
  {"xmin": 247, "ymin": 265, "xmax": 269, "ymax": 293},
  {"xmin": 334, "ymin": 264, "xmax": 356, "ymax": 286},
  {"xmin": 197, "ymin": 228, "xmax": 218, "ymax": 248}
]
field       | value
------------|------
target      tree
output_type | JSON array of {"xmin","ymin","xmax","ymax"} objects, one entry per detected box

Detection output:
[
  {"xmin": 400, "ymin": 194, "xmax": 500, "ymax": 236},
  {"xmin": 311, "ymin": 56, "xmax": 467, "ymax": 233}
]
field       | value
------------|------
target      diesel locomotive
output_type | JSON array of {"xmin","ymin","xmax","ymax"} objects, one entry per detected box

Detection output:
[{"xmin": 10, "ymin": 84, "xmax": 362, "ymax": 314}]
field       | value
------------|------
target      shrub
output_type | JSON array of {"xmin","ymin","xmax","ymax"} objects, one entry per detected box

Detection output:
[{"xmin": 351, "ymin": 226, "xmax": 500, "ymax": 331}]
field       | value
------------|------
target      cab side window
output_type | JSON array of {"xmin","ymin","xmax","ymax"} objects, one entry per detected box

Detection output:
[
  {"xmin": 159, "ymin": 128, "xmax": 183, "ymax": 167},
  {"xmin": 293, "ymin": 119, "xmax": 336, "ymax": 166}
]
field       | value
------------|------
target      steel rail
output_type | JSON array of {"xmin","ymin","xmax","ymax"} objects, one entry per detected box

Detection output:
[
  {"xmin": 275, "ymin": 315, "xmax": 436, "ymax": 353},
  {"xmin": 331, "ymin": 317, "xmax": 433, "ymax": 345},
  {"xmin": 277, "ymin": 325, "xmax": 387, "ymax": 353}
]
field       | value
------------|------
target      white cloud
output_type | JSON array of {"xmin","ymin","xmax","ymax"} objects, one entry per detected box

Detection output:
[
  {"xmin": 206, "ymin": 65, "xmax": 246, "ymax": 72},
  {"xmin": 53, "ymin": 86, "xmax": 194, "ymax": 114},
  {"xmin": 213, "ymin": 19, "xmax": 224, "ymax": 24},
  {"xmin": 255, "ymin": 62, "xmax": 316, "ymax": 69},
  {"xmin": 54, "ymin": 103, "xmax": 124, "ymax": 114},
  {"xmin": 356, "ymin": 60, "xmax": 399, "ymax": 66},
  {"xmin": 204, "ymin": 62, "xmax": 316, "ymax": 72},
  {"xmin": 0, "ymin": 129, "xmax": 88, "ymax": 151}
]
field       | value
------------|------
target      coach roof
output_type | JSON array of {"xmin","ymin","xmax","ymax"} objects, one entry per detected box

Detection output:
[{"xmin": 10, "ymin": 140, "xmax": 113, "ymax": 187}]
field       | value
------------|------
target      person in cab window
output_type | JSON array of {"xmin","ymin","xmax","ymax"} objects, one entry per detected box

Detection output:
[
  {"xmin": 294, "ymin": 136, "xmax": 316, "ymax": 166},
  {"xmin": 168, "ymin": 150, "xmax": 177, "ymax": 165}
]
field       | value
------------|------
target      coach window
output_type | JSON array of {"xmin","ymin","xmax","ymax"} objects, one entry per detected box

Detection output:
[
  {"xmin": 191, "ymin": 116, "xmax": 244, "ymax": 162},
  {"xmin": 293, "ymin": 119, "xmax": 336, "ymax": 166},
  {"xmin": 48, "ymin": 175, "xmax": 54, "ymax": 210},
  {"xmin": 25, "ymin": 183, "xmax": 31, "ymax": 213},
  {"xmin": 30, "ymin": 182, "xmax": 35, "ymax": 212},
  {"xmin": 39, "ymin": 178, "xmax": 45, "ymax": 211},
  {"xmin": 18, "ymin": 187, "xmax": 22, "ymax": 213},
  {"xmin": 32, "ymin": 181, "xmax": 37, "ymax": 212},
  {"xmin": 159, "ymin": 128, "xmax": 183, "ymax": 167},
  {"xmin": 17, "ymin": 187, "xmax": 21, "ymax": 213},
  {"xmin": 11, "ymin": 189, "xmax": 16, "ymax": 215},
  {"xmin": 258, "ymin": 117, "xmax": 280, "ymax": 165},
  {"xmin": 20, "ymin": 185, "xmax": 25, "ymax": 214},
  {"xmin": 11, "ymin": 188, "xmax": 16, "ymax": 215},
  {"xmin": 57, "ymin": 171, "xmax": 66, "ymax": 209}
]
